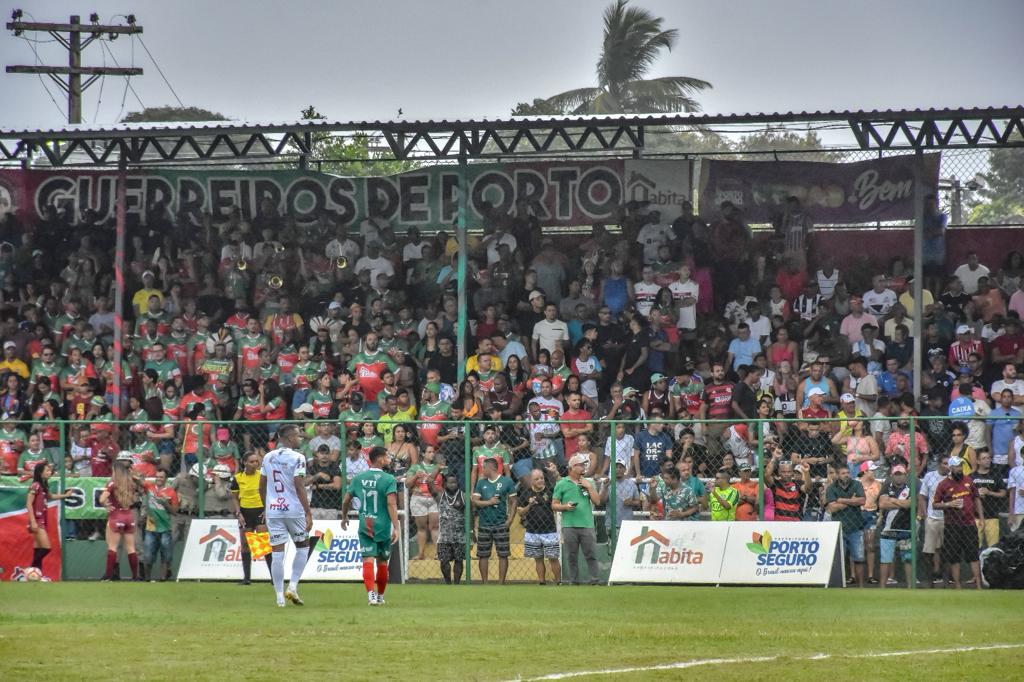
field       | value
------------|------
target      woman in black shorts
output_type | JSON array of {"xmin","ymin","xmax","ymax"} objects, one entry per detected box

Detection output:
[{"xmin": 229, "ymin": 451, "xmax": 271, "ymax": 585}]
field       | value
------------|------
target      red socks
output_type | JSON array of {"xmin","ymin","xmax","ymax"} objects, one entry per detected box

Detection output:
[
  {"xmin": 362, "ymin": 560, "xmax": 376, "ymax": 592},
  {"xmin": 128, "ymin": 553, "xmax": 139, "ymax": 580},
  {"xmin": 105, "ymin": 551, "xmax": 118, "ymax": 579},
  {"xmin": 376, "ymin": 563, "xmax": 389, "ymax": 595}
]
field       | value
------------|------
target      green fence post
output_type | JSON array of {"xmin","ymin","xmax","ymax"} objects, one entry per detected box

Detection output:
[
  {"xmin": 196, "ymin": 423, "xmax": 206, "ymax": 519},
  {"xmin": 463, "ymin": 421, "xmax": 472, "ymax": 585},
  {"xmin": 59, "ymin": 420, "xmax": 67, "ymax": 582},
  {"xmin": 756, "ymin": 419, "xmax": 765, "ymax": 522},
  {"xmin": 909, "ymin": 415, "xmax": 918, "ymax": 590},
  {"xmin": 339, "ymin": 415, "xmax": 347, "ymax": 517},
  {"xmin": 608, "ymin": 420, "xmax": 617, "ymax": 552}
]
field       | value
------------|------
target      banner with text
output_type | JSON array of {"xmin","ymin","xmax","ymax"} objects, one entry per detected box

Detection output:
[
  {"xmin": 0, "ymin": 159, "xmax": 691, "ymax": 232},
  {"xmin": 609, "ymin": 520, "xmax": 841, "ymax": 586},
  {"xmin": 176, "ymin": 519, "xmax": 363, "ymax": 582},
  {"xmin": 0, "ymin": 476, "xmax": 107, "ymax": 520},
  {"xmin": 698, "ymin": 153, "xmax": 939, "ymax": 224}
]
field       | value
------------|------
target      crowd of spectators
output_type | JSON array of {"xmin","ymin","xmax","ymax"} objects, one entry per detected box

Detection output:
[{"xmin": 1, "ymin": 190, "xmax": 1023, "ymax": 585}]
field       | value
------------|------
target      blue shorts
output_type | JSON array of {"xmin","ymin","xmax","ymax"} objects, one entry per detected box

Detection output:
[
  {"xmin": 861, "ymin": 510, "xmax": 878, "ymax": 530},
  {"xmin": 879, "ymin": 532, "xmax": 912, "ymax": 564},
  {"xmin": 843, "ymin": 529, "xmax": 865, "ymax": 563}
]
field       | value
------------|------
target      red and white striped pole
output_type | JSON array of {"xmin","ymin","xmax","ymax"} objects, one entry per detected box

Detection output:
[{"xmin": 112, "ymin": 154, "xmax": 127, "ymax": 418}]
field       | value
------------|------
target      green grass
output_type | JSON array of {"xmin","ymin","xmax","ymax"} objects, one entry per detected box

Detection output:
[{"xmin": 1, "ymin": 583, "xmax": 1022, "ymax": 681}]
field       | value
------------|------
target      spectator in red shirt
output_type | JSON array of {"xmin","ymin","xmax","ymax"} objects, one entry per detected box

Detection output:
[
  {"xmin": 932, "ymin": 455, "xmax": 983, "ymax": 589},
  {"xmin": 560, "ymin": 392, "xmax": 592, "ymax": 460}
]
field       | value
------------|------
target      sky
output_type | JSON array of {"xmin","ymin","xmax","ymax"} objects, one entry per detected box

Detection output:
[{"xmin": 1, "ymin": 0, "xmax": 1022, "ymax": 129}]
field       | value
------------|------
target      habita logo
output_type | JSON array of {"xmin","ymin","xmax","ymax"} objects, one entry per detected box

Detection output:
[
  {"xmin": 198, "ymin": 526, "xmax": 240, "ymax": 562},
  {"xmin": 629, "ymin": 526, "xmax": 703, "ymax": 565},
  {"xmin": 746, "ymin": 530, "xmax": 820, "ymax": 567}
]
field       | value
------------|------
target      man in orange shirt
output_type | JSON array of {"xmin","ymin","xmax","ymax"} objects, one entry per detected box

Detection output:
[
  {"xmin": 734, "ymin": 463, "xmax": 760, "ymax": 521},
  {"xmin": 560, "ymin": 392, "xmax": 593, "ymax": 460}
]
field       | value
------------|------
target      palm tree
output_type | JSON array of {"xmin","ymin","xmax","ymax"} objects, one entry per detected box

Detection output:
[{"xmin": 537, "ymin": 0, "xmax": 711, "ymax": 115}]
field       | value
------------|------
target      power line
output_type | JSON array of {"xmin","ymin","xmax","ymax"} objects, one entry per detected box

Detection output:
[
  {"xmin": 18, "ymin": 36, "xmax": 66, "ymax": 119},
  {"xmin": 101, "ymin": 39, "xmax": 146, "ymax": 113},
  {"xmin": 136, "ymin": 35, "xmax": 183, "ymax": 108}
]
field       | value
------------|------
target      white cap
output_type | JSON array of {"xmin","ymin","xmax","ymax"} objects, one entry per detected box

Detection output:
[
  {"xmin": 116, "ymin": 450, "xmax": 133, "ymax": 462},
  {"xmin": 212, "ymin": 464, "xmax": 232, "ymax": 479},
  {"xmin": 840, "ymin": 393, "xmax": 855, "ymax": 403},
  {"xmin": 807, "ymin": 387, "xmax": 826, "ymax": 397},
  {"xmin": 328, "ymin": 301, "xmax": 342, "ymax": 310},
  {"xmin": 956, "ymin": 324, "xmax": 972, "ymax": 335}
]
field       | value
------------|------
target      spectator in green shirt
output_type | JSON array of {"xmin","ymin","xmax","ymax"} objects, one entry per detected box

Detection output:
[
  {"xmin": 708, "ymin": 470, "xmax": 739, "ymax": 521},
  {"xmin": 826, "ymin": 464, "xmax": 867, "ymax": 587},
  {"xmin": 552, "ymin": 454, "xmax": 601, "ymax": 585},
  {"xmin": 471, "ymin": 458, "xmax": 515, "ymax": 584}
]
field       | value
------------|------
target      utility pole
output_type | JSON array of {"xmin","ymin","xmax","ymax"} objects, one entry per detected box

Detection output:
[{"xmin": 6, "ymin": 10, "xmax": 143, "ymax": 124}]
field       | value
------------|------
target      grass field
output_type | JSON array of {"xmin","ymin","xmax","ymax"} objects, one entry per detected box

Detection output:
[{"xmin": 2, "ymin": 583, "xmax": 1023, "ymax": 681}]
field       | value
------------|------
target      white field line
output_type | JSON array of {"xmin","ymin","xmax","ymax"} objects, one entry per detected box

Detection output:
[{"xmin": 506, "ymin": 643, "xmax": 1024, "ymax": 681}]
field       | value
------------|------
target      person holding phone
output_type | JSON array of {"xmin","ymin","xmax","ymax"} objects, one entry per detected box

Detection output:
[{"xmin": 552, "ymin": 454, "xmax": 600, "ymax": 585}]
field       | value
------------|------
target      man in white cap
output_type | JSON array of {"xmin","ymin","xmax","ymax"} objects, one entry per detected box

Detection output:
[
  {"xmin": 551, "ymin": 454, "xmax": 600, "ymax": 585},
  {"xmin": 948, "ymin": 325, "xmax": 982, "ymax": 368},
  {"xmin": 0, "ymin": 340, "xmax": 28, "ymax": 379},
  {"xmin": 132, "ymin": 270, "xmax": 164, "ymax": 317},
  {"xmin": 932, "ymin": 455, "xmax": 983, "ymax": 589}
]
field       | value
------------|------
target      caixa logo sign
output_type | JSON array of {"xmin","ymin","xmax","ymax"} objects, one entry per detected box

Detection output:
[{"xmin": 746, "ymin": 530, "xmax": 820, "ymax": 572}]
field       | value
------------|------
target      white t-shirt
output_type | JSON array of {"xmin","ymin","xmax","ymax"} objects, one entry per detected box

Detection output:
[
  {"xmin": 261, "ymin": 447, "xmax": 307, "ymax": 518},
  {"xmin": 571, "ymin": 355, "xmax": 602, "ymax": 399},
  {"xmin": 326, "ymin": 238, "xmax": 361, "ymax": 263},
  {"xmin": 636, "ymin": 224, "xmax": 670, "ymax": 263},
  {"xmin": 992, "ymin": 379, "xmax": 1024, "ymax": 399},
  {"xmin": 953, "ymin": 263, "xmax": 990, "ymax": 295},
  {"xmin": 532, "ymin": 319, "xmax": 569, "ymax": 354},
  {"xmin": 862, "ymin": 288, "xmax": 897, "ymax": 316},
  {"xmin": 634, "ymin": 281, "xmax": 660, "ymax": 317},
  {"xmin": 402, "ymin": 241, "xmax": 427, "ymax": 263},
  {"xmin": 919, "ymin": 470, "xmax": 946, "ymax": 519},
  {"xmin": 1007, "ymin": 465, "xmax": 1024, "ymax": 515},
  {"xmin": 605, "ymin": 434, "xmax": 635, "ymax": 467},
  {"xmin": 354, "ymin": 255, "xmax": 395, "ymax": 284},
  {"xmin": 747, "ymin": 315, "xmax": 771, "ymax": 344},
  {"xmin": 816, "ymin": 269, "xmax": 839, "ymax": 299},
  {"xmin": 528, "ymin": 396, "xmax": 564, "ymax": 419},
  {"xmin": 668, "ymin": 279, "xmax": 699, "ymax": 330},
  {"xmin": 485, "ymin": 233, "xmax": 517, "ymax": 266},
  {"xmin": 966, "ymin": 400, "xmax": 991, "ymax": 451}
]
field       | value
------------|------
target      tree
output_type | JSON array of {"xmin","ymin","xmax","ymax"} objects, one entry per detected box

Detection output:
[
  {"xmin": 530, "ymin": 0, "xmax": 710, "ymax": 115},
  {"xmin": 121, "ymin": 106, "xmax": 227, "ymax": 122},
  {"xmin": 294, "ymin": 105, "xmax": 420, "ymax": 176},
  {"xmin": 728, "ymin": 126, "xmax": 847, "ymax": 161},
  {"xmin": 966, "ymin": 146, "xmax": 1024, "ymax": 225}
]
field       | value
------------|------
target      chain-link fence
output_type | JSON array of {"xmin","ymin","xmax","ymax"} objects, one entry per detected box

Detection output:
[{"xmin": 2, "ymin": 415, "xmax": 1020, "ymax": 585}]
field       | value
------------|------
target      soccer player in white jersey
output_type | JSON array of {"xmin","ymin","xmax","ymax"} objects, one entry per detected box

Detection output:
[{"xmin": 259, "ymin": 424, "xmax": 313, "ymax": 607}]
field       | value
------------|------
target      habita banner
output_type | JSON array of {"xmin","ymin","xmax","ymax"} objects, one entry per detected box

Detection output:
[
  {"xmin": 0, "ymin": 159, "xmax": 691, "ymax": 231},
  {"xmin": 0, "ymin": 476, "xmax": 108, "ymax": 520},
  {"xmin": 608, "ymin": 520, "xmax": 842, "ymax": 586},
  {"xmin": 698, "ymin": 153, "xmax": 940, "ymax": 223}
]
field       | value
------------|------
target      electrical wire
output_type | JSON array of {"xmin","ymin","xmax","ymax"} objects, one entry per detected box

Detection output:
[
  {"xmin": 17, "ymin": 36, "xmax": 67, "ymax": 120},
  {"xmin": 101, "ymin": 40, "xmax": 145, "ymax": 116},
  {"xmin": 136, "ymin": 35, "xmax": 184, "ymax": 108}
]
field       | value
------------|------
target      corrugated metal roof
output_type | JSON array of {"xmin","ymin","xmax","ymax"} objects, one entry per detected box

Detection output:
[{"xmin": 2, "ymin": 106, "xmax": 1022, "ymax": 138}]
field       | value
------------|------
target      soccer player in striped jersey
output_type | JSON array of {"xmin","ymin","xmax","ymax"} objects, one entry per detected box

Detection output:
[{"xmin": 342, "ymin": 446, "xmax": 399, "ymax": 605}]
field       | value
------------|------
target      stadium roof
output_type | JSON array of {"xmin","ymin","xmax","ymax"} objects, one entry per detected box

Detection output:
[{"xmin": 1, "ymin": 106, "xmax": 1021, "ymax": 166}]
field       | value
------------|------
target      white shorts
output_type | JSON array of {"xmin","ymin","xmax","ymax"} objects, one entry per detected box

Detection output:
[
  {"xmin": 410, "ymin": 495, "xmax": 438, "ymax": 517},
  {"xmin": 524, "ymin": 532, "xmax": 560, "ymax": 559},
  {"xmin": 267, "ymin": 516, "xmax": 308, "ymax": 546}
]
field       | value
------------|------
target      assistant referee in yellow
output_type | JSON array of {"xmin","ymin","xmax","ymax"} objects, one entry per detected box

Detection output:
[{"xmin": 230, "ymin": 451, "xmax": 272, "ymax": 585}]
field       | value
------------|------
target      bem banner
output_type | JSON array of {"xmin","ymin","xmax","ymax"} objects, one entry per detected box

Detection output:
[
  {"xmin": 609, "ymin": 520, "xmax": 841, "ymax": 586},
  {"xmin": 0, "ymin": 159, "xmax": 691, "ymax": 231},
  {"xmin": 176, "ymin": 519, "xmax": 364, "ymax": 582},
  {"xmin": 698, "ymin": 153, "xmax": 940, "ymax": 224}
]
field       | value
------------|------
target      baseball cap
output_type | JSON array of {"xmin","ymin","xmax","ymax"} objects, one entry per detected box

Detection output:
[
  {"xmin": 528, "ymin": 290, "xmax": 544, "ymax": 302},
  {"xmin": 859, "ymin": 460, "xmax": 878, "ymax": 474},
  {"xmin": 328, "ymin": 301, "xmax": 343, "ymax": 310},
  {"xmin": 622, "ymin": 386, "xmax": 639, "ymax": 398},
  {"xmin": 738, "ymin": 463, "xmax": 753, "ymax": 471},
  {"xmin": 891, "ymin": 464, "xmax": 908, "ymax": 474},
  {"xmin": 650, "ymin": 373, "xmax": 667, "ymax": 384},
  {"xmin": 142, "ymin": 270, "xmax": 155, "ymax": 278},
  {"xmin": 808, "ymin": 387, "xmax": 826, "ymax": 397},
  {"xmin": 948, "ymin": 455, "xmax": 964, "ymax": 467},
  {"xmin": 116, "ymin": 450, "xmax": 133, "ymax": 462},
  {"xmin": 840, "ymin": 392, "xmax": 855, "ymax": 403},
  {"xmin": 956, "ymin": 324, "xmax": 972, "ymax": 335},
  {"xmin": 958, "ymin": 365, "xmax": 973, "ymax": 376},
  {"xmin": 294, "ymin": 403, "xmax": 314, "ymax": 415},
  {"xmin": 567, "ymin": 454, "xmax": 588, "ymax": 467},
  {"xmin": 927, "ymin": 348, "xmax": 944, "ymax": 358},
  {"xmin": 3, "ymin": 341, "xmax": 15, "ymax": 350}
]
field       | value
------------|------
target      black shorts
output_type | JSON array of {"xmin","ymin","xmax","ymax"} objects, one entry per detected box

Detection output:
[
  {"xmin": 240, "ymin": 507, "xmax": 264, "ymax": 531},
  {"xmin": 436, "ymin": 541, "xmax": 464, "ymax": 563},
  {"xmin": 476, "ymin": 525, "xmax": 510, "ymax": 559},
  {"xmin": 942, "ymin": 524, "xmax": 980, "ymax": 564}
]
